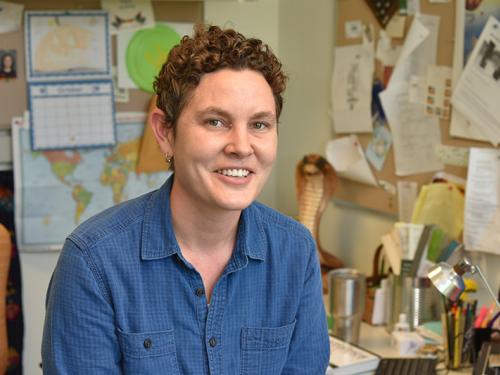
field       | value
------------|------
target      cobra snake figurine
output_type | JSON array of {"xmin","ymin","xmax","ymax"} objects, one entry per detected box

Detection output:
[{"xmin": 296, "ymin": 154, "xmax": 343, "ymax": 291}]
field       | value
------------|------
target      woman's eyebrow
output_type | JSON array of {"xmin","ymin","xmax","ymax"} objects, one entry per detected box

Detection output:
[
  {"xmin": 196, "ymin": 107, "xmax": 231, "ymax": 118},
  {"xmin": 195, "ymin": 108, "xmax": 276, "ymax": 122},
  {"xmin": 250, "ymin": 111, "xmax": 276, "ymax": 121}
]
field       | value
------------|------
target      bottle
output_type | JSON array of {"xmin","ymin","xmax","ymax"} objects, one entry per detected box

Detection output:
[
  {"xmin": 394, "ymin": 313, "xmax": 410, "ymax": 332},
  {"xmin": 391, "ymin": 313, "xmax": 410, "ymax": 347}
]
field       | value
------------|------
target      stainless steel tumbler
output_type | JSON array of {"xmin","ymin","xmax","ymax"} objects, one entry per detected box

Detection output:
[{"xmin": 328, "ymin": 268, "xmax": 366, "ymax": 344}]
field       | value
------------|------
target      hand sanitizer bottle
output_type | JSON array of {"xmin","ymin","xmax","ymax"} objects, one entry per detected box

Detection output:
[
  {"xmin": 394, "ymin": 313, "xmax": 410, "ymax": 332},
  {"xmin": 391, "ymin": 313, "xmax": 410, "ymax": 347}
]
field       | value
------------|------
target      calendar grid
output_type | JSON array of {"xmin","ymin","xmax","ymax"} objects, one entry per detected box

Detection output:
[{"xmin": 29, "ymin": 81, "xmax": 116, "ymax": 150}]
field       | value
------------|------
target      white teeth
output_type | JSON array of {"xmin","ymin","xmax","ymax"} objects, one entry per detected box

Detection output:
[{"xmin": 218, "ymin": 168, "xmax": 250, "ymax": 177}]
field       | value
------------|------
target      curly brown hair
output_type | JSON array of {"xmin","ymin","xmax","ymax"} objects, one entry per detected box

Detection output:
[{"xmin": 153, "ymin": 24, "xmax": 287, "ymax": 136}]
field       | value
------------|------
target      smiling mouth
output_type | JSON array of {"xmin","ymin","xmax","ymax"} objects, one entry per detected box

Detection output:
[{"xmin": 216, "ymin": 168, "xmax": 251, "ymax": 178}]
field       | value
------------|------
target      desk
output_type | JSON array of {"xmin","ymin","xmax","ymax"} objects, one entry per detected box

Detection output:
[{"xmin": 355, "ymin": 322, "xmax": 472, "ymax": 374}]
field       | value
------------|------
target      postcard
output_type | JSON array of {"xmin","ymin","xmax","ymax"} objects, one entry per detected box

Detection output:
[{"xmin": 101, "ymin": 0, "xmax": 155, "ymax": 34}]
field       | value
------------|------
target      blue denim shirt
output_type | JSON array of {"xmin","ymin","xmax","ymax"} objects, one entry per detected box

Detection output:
[{"xmin": 42, "ymin": 177, "xmax": 329, "ymax": 374}]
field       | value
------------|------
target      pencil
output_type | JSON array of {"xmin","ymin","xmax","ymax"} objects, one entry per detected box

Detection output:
[
  {"xmin": 441, "ymin": 312, "xmax": 449, "ymax": 367},
  {"xmin": 453, "ymin": 306, "xmax": 461, "ymax": 368}
]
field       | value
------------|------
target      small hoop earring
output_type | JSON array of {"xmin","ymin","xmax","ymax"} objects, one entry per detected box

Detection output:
[{"xmin": 165, "ymin": 154, "xmax": 173, "ymax": 164}]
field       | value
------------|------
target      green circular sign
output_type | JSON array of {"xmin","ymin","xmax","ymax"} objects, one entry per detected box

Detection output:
[{"xmin": 126, "ymin": 24, "xmax": 181, "ymax": 93}]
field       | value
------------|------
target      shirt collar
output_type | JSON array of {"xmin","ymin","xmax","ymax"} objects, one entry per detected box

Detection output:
[
  {"xmin": 141, "ymin": 176, "xmax": 179, "ymax": 260},
  {"xmin": 141, "ymin": 175, "xmax": 267, "ymax": 262}
]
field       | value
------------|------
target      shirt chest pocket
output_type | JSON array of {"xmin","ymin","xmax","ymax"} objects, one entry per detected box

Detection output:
[
  {"xmin": 117, "ymin": 328, "xmax": 180, "ymax": 375},
  {"xmin": 240, "ymin": 320, "xmax": 296, "ymax": 375}
]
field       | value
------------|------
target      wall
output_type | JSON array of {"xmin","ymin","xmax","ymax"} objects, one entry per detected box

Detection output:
[
  {"xmin": 275, "ymin": 0, "xmax": 394, "ymax": 274},
  {"xmin": 21, "ymin": 253, "xmax": 59, "ymax": 374}
]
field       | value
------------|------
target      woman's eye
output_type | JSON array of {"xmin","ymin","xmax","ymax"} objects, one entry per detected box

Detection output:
[
  {"xmin": 207, "ymin": 119, "xmax": 224, "ymax": 127},
  {"xmin": 252, "ymin": 122, "xmax": 268, "ymax": 130}
]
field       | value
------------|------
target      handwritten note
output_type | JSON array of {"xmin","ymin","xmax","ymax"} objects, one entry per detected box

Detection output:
[{"xmin": 331, "ymin": 31, "xmax": 374, "ymax": 134}]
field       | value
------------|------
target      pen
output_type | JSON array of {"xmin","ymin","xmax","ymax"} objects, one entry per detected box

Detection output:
[
  {"xmin": 481, "ymin": 303, "xmax": 495, "ymax": 328},
  {"xmin": 474, "ymin": 306, "xmax": 488, "ymax": 328},
  {"xmin": 487, "ymin": 311, "xmax": 500, "ymax": 329}
]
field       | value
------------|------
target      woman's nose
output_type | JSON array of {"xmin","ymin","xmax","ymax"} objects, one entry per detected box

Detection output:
[{"xmin": 224, "ymin": 126, "xmax": 253, "ymax": 158}]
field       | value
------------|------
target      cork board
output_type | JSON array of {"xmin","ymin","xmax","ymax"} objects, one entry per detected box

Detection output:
[
  {"xmin": 333, "ymin": 0, "xmax": 494, "ymax": 216},
  {"xmin": 0, "ymin": 0, "xmax": 203, "ymax": 129}
]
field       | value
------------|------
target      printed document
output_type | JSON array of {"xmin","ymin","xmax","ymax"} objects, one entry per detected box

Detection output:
[
  {"xmin": 380, "ymin": 15, "xmax": 444, "ymax": 176},
  {"xmin": 449, "ymin": 0, "xmax": 500, "ymax": 142},
  {"xmin": 464, "ymin": 148, "xmax": 500, "ymax": 255},
  {"xmin": 452, "ymin": 16, "xmax": 500, "ymax": 146}
]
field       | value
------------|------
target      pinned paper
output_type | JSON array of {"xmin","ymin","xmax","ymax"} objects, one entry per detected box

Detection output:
[
  {"xmin": 101, "ymin": 0, "xmax": 155, "ymax": 35},
  {"xmin": 435, "ymin": 144, "xmax": 469, "ymax": 167},
  {"xmin": 464, "ymin": 148, "xmax": 500, "ymax": 255},
  {"xmin": 366, "ymin": 124, "xmax": 392, "ymax": 171},
  {"xmin": 452, "ymin": 16, "xmax": 500, "ymax": 146},
  {"xmin": 0, "ymin": 1, "xmax": 23, "ymax": 33},
  {"xmin": 408, "ymin": 75, "xmax": 425, "ymax": 104},
  {"xmin": 376, "ymin": 30, "xmax": 402, "ymax": 67},
  {"xmin": 376, "ymin": 30, "xmax": 402, "ymax": 86},
  {"xmin": 379, "ymin": 15, "xmax": 444, "ymax": 176},
  {"xmin": 345, "ymin": 20, "xmax": 363, "ymax": 39},
  {"xmin": 331, "ymin": 29, "xmax": 374, "ymax": 134},
  {"xmin": 412, "ymin": 183, "xmax": 464, "ymax": 240},
  {"xmin": 424, "ymin": 65, "xmax": 452, "ymax": 121},
  {"xmin": 385, "ymin": 15, "xmax": 406, "ymax": 39},
  {"xmin": 112, "ymin": 67, "xmax": 129, "ymax": 103},
  {"xmin": 326, "ymin": 135, "xmax": 377, "ymax": 186},
  {"xmin": 406, "ymin": 0, "xmax": 421, "ymax": 15},
  {"xmin": 397, "ymin": 181, "xmax": 418, "ymax": 222}
]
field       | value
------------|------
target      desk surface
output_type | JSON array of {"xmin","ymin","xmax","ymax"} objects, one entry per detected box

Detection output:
[{"xmin": 356, "ymin": 322, "xmax": 472, "ymax": 374}]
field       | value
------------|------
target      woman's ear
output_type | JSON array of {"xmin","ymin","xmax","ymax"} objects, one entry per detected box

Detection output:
[{"xmin": 150, "ymin": 107, "xmax": 174, "ymax": 155}]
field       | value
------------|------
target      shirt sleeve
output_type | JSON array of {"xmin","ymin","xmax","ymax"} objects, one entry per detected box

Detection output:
[
  {"xmin": 282, "ymin": 237, "xmax": 330, "ymax": 374},
  {"xmin": 42, "ymin": 239, "xmax": 121, "ymax": 374}
]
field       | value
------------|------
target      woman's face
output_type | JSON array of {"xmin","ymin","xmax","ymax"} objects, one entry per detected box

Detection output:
[
  {"xmin": 2, "ymin": 55, "xmax": 13, "ymax": 69},
  {"xmin": 154, "ymin": 68, "xmax": 278, "ymax": 214}
]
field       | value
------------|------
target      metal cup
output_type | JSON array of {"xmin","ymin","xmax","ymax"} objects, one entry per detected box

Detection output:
[{"xmin": 328, "ymin": 268, "xmax": 365, "ymax": 344}]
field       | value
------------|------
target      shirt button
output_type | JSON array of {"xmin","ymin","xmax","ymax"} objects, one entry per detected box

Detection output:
[
  {"xmin": 209, "ymin": 337, "xmax": 217, "ymax": 347},
  {"xmin": 143, "ymin": 338, "xmax": 152, "ymax": 349},
  {"xmin": 195, "ymin": 288, "xmax": 204, "ymax": 297}
]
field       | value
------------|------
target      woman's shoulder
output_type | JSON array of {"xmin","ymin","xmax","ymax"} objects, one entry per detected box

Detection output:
[
  {"xmin": 68, "ymin": 190, "xmax": 156, "ymax": 249},
  {"xmin": 249, "ymin": 202, "xmax": 313, "ymax": 242}
]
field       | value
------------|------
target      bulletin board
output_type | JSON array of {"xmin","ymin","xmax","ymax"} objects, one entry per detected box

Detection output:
[
  {"xmin": 0, "ymin": 0, "xmax": 203, "ymax": 129},
  {"xmin": 333, "ymin": 0, "xmax": 495, "ymax": 216}
]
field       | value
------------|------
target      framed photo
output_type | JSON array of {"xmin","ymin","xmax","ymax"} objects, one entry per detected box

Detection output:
[{"xmin": 0, "ymin": 49, "xmax": 17, "ymax": 79}]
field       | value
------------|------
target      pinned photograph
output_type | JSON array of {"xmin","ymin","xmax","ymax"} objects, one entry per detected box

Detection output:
[{"xmin": 0, "ymin": 49, "xmax": 17, "ymax": 79}]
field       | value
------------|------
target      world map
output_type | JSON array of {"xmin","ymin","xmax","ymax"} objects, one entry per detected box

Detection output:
[{"xmin": 14, "ymin": 116, "xmax": 170, "ymax": 251}]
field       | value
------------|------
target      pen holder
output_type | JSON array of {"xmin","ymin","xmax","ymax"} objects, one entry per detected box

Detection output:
[
  {"xmin": 442, "ymin": 310, "xmax": 477, "ymax": 370},
  {"xmin": 386, "ymin": 274, "xmax": 441, "ymax": 333}
]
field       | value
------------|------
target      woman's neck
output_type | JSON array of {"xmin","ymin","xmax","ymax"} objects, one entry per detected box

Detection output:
[{"xmin": 169, "ymin": 181, "xmax": 241, "ymax": 256}]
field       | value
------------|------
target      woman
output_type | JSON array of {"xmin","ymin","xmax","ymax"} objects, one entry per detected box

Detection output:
[{"xmin": 42, "ymin": 25, "xmax": 329, "ymax": 374}]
